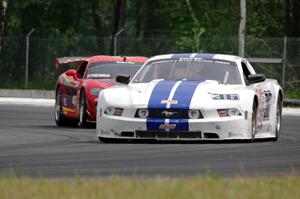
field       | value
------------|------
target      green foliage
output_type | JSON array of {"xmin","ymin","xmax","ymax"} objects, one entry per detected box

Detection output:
[
  {"xmin": 0, "ymin": 0, "xmax": 299, "ymax": 97},
  {"xmin": 176, "ymin": 23, "xmax": 205, "ymax": 52},
  {"xmin": 284, "ymin": 87, "xmax": 300, "ymax": 99}
]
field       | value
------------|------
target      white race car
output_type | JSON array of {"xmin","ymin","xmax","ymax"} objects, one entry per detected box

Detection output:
[{"xmin": 97, "ymin": 53, "xmax": 283, "ymax": 142}]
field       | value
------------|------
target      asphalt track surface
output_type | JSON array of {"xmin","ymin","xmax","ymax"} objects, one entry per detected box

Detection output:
[{"xmin": 0, "ymin": 104, "xmax": 300, "ymax": 177}]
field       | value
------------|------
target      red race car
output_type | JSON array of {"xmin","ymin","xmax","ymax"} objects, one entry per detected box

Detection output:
[{"xmin": 54, "ymin": 55, "xmax": 148, "ymax": 127}]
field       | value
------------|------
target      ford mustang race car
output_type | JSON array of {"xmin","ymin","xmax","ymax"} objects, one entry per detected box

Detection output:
[
  {"xmin": 54, "ymin": 55, "xmax": 148, "ymax": 127},
  {"xmin": 96, "ymin": 53, "xmax": 282, "ymax": 142}
]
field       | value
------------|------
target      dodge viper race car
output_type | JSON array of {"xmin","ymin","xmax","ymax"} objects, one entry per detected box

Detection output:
[
  {"xmin": 54, "ymin": 55, "xmax": 148, "ymax": 127},
  {"xmin": 97, "ymin": 53, "xmax": 283, "ymax": 142}
]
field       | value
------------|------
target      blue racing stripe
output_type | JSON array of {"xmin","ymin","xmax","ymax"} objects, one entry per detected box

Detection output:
[
  {"xmin": 194, "ymin": 53, "xmax": 215, "ymax": 59},
  {"xmin": 147, "ymin": 80, "xmax": 177, "ymax": 131},
  {"xmin": 171, "ymin": 53, "xmax": 215, "ymax": 59},
  {"xmin": 168, "ymin": 119, "xmax": 189, "ymax": 132},
  {"xmin": 169, "ymin": 81, "xmax": 202, "ymax": 131},
  {"xmin": 171, "ymin": 53, "xmax": 193, "ymax": 58},
  {"xmin": 147, "ymin": 80, "xmax": 177, "ymax": 109}
]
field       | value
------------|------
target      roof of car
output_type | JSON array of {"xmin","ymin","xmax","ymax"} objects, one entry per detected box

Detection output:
[
  {"xmin": 87, "ymin": 55, "xmax": 148, "ymax": 63},
  {"xmin": 148, "ymin": 53, "xmax": 242, "ymax": 62}
]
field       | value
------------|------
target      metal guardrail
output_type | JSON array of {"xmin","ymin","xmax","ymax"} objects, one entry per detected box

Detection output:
[
  {"xmin": 0, "ymin": 89, "xmax": 299, "ymax": 106},
  {"xmin": 283, "ymin": 99, "xmax": 300, "ymax": 106}
]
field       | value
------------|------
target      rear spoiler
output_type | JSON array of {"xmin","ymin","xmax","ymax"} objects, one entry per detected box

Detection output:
[{"xmin": 55, "ymin": 56, "xmax": 87, "ymax": 70}]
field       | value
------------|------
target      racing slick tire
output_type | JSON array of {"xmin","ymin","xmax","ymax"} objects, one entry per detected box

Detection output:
[
  {"xmin": 99, "ymin": 137, "xmax": 113, "ymax": 143},
  {"xmin": 54, "ymin": 86, "xmax": 78, "ymax": 127},
  {"xmin": 250, "ymin": 101, "xmax": 258, "ymax": 142},
  {"xmin": 79, "ymin": 90, "xmax": 89, "ymax": 128},
  {"xmin": 272, "ymin": 96, "xmax": 282, "ymax": 141}
]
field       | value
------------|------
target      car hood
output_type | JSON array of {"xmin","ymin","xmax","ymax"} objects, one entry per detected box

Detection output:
[{"xmin": 102, "ymin": 80, "xmax": 247, "ymax": 108}]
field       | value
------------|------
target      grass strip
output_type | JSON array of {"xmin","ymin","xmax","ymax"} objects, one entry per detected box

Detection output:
[{"xmin": 0, "ymin": 174, "xmax": 299, "ymax": 199}]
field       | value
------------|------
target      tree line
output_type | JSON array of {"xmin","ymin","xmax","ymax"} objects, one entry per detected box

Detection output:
[
  {"xmin": 0, "ymin": 0, "xmax": 299, "ymax": 91},
  {"xmin": 0, "ymin": 0, "xmax": 299, "ymax": 54}
]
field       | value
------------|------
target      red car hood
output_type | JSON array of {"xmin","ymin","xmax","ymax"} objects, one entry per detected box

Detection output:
[{"xmin": 85, "ymin": 78, "xmax": 117, "ymax": 89}]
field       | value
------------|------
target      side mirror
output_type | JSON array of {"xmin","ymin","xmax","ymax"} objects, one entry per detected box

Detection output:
[
  {"xmin": 247, "ymin": 74, "xmax": 265, "ymax": 84},
  {"xmin": 65, "ymin": 69, "xmax": 77, "ymax": 78},
  {"xmin": 116, "ymin": 75, "xmax": 130, "ymax": 84}
]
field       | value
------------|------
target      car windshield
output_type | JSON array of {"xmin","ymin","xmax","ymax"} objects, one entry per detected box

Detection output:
[
  {"xmin": 86, "ymin": 62, "xmax": 142, "ymax": 79},
  {"xmin": 131, "ymin": 58, "xmax": 242, "ymax": 84}
]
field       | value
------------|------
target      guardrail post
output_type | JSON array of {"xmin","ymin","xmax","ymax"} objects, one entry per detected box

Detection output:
[
  {"xmin": 25, "ymin": 28, "xmax": 35, "ymax": 89},
  {"xmin": 113, "ymin": 28, "xmax": 124, "ymax": 56},
  {"xmin": 282, "ymin": 36, "xmax": 287, "ymax": 90}
]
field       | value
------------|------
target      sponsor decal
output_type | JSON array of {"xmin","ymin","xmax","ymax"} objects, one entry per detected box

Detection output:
[
  {"xmin": 63, "ymin": 98, "xmax": 68, "ymax": 106},
  {"xmin": 256, "ymin": 89, "xmax": 272, "ymax": 125},
  {"xmin": 86, "ymin": 74, "xmax": 111, "ymax": 78},
  {"xmin": 160, "ymin": 99, "xmax": 178, "ymax": 105},
  {"xmin": 159, "ymin": 123, "xmax": 176, "ymax": 130},
  {"xmin": 256, "ymin": 88, "xmax": 264, "ymax": 97},
  {"xmin": 62, "ymin": 106, "xmax": 76, "ymax": 113},
  {"xmin": 72, "ymin": 95, "xmax": 77, "ymax": 106},
  {"xmin": 263, "ymin": 90, "xmax": 272, "ymax": 121}
]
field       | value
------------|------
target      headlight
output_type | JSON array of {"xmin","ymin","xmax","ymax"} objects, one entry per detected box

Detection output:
[
  {"xmin": 136, "ymin": 108, "xmax": 149, "ymax": 118},
  {"xmin": 228, "ymin": 108, "xmax": 240, "ymax": 116},
  {"xmin": 104, "ymin": 107, "xmax": 123, "ymax": 116},
  {"xmin": 217, "ymin": 108, "xmax": 241, "ymax": 117},
  {"xmin": 90, "ymin": 88, "xmax": 102, "ymax": 96},
  {"xmin": 188, "ymin": 109, "xmax": 201, "ymax": 119},
  {"xmin": 211, "ymin": 93, "xmax": 239, "ymax": 100},
  {"xmin": 105, "ymin": 107, "xmax": 115, "ymax": 115}
]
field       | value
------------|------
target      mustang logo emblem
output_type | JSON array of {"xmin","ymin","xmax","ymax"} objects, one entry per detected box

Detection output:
[{"xmin": 161, "ymin": 111, "xmax": 177, "ymax": 118}]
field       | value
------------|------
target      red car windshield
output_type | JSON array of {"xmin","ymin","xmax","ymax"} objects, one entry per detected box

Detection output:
[{"xmin": 86, "ymin": 62, "xmax": 143, "ymax": 79}]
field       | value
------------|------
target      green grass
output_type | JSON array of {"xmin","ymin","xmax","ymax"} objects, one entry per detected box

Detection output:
[
  {"xmin": 284, "ymin": 87, "xmax": 300, "ymax": 99},
  {"xmin": 0, "ymin": 175, "xmax": 299, "ymax": 199}
]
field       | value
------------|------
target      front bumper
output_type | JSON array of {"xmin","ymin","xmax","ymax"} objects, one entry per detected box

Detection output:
[{"xmin": 97, "ymin": 114, "xmax": 252, "ymax": 140}]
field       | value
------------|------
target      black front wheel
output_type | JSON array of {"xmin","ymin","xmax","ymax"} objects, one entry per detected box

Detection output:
[
  {"xmin": 250, "ymin": 102, "xmax": 257, "ymax": 142},
  {"xmin": 78, "ymin": 90, "xmax": 89, "ymax": 128},
  {"xmin": 272, "ymin": 96, "xmax": 282, "ymax": 141},
  {"xmin": 54, "ymin": 86, "xmax": 78, "ymax": 127}
]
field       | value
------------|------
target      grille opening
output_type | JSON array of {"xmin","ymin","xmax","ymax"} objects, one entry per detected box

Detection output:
[
  {"xmin": 203, "ymin": 132, "xmax": 219, "ymax": 139},
  {"xmin": 135, "ymin": 131, "xmax": 202, "ymax": 139},
  {"xmin": 121, "ymin": 132, "xmax": 134, "ymax": 137},
  {"xmin": 157, "ymin": 132, "xmax": 178, "ymax": 138},
  {"xmin": 136, "ymin": 131, "xmax": 155, "ymax": 138},
  {"xmin": 135, "ymin": 108, "xmax": 204, "ymax": 119}
]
